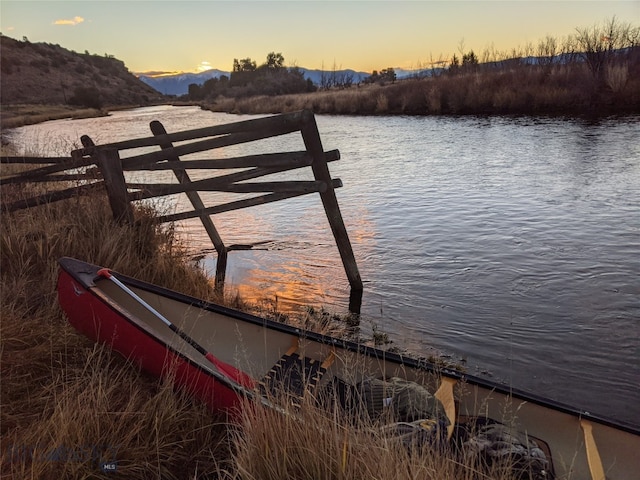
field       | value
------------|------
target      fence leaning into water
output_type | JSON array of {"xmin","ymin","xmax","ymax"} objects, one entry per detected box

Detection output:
[{"xmin": 1, "ymin": 109, "xmax": 363, "ymax": 311}]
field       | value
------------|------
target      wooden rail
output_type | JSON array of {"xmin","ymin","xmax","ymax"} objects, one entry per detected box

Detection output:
[{"xmin": 1, "ymin": 110, "xmax": 363, "ymax": 310}]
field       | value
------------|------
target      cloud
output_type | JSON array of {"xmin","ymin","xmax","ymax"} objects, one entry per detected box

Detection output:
[
  {"xmin": 196, "ymin": 61, "xmax": 213, "ymax": 73},
  {"xmin": 53, "ymin": 16, "xmax": 85, "ymax": 26},
  {"xmin": 136, "ymin": 71, "xmax": 184, "ymax": 78}
]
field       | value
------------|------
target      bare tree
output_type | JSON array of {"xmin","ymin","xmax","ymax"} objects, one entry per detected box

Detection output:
[
  {"xmin": 343, "ymin": 71, "xmax": 354, "ymax": 88},
  {"xmin": 319, "ymin": 61, "xmax": 330, "ymax": 90},
  {"xmin": 574, "ymin": 16, "xmax": 639, "ymax": 83},
  {"xmin": 457, "ymin": 38, "xmax": 466, "ymax": 57},
  {"xmin": 537, "ymin": 35, "xmax": 558, "ymax": 67}
]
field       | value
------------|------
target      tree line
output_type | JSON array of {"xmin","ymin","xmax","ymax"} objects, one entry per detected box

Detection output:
[
  {"xmin": 441, "ymin": 16, "xmax": 639, "ymax": 86},
  {"xmin": 186, "ymin": 53, "xmax": 399, "ymax": 102},
  {"xmin": 187, "ymin": 52, "xmax": 316, "ymax": 101}
]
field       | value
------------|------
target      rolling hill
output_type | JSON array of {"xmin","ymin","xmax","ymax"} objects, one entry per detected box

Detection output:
[{"xmin": 0, "ymin": 35, "xmax": 166, "ymax": 107}]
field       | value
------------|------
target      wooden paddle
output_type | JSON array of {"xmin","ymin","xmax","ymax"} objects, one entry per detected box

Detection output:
[{"xmin": 96, "ymin": 268, "xmax": 255, "ymax": 389}]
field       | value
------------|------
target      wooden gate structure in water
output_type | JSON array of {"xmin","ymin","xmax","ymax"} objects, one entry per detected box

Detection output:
[{"xmin": 1, "ymin": 110, "xmax": 363, "ymax": 311}]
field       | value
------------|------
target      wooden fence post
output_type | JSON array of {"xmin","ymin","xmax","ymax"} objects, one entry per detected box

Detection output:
[
  {"xmin": 82, "ymin": 135, "xmax": 133, "ymax": 224},
  {"xmin": 95, "ymin": 148, "xmax": 134, "ymax": 225},
  {"xmin": 300, "ymin": 110, "xmax": 363, "ymax": 310},
  {"xmin": 149, "ymin": 121, "xmax": 228, "ymax": 292}
]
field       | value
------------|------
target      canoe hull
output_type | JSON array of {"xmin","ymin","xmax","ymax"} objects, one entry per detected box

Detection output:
[{"xmin": 57, "ymin": 268, "xmax": 242, "ymax": 413}]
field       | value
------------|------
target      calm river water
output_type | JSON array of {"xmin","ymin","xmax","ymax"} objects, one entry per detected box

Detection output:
[{"xmin": 10, "ymin": 105, "xmax": 640, "ymax": 427}]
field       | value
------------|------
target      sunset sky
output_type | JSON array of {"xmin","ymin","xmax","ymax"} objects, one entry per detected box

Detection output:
[{"xmin": 2, "ymin": 1, "xmax": 638, "ymax": 75}]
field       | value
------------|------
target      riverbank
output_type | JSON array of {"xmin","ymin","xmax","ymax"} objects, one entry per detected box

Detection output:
[
  {"xmin": 200, "ymin": 63, "xmax": 640, "ymax": 117},
  {"xmin": 0, "ymin": 103, "xmax": 175, "ymax": 131},
  {"xmin": 0, "ymin": 104, "xmax": 110, "ymax": 130}
]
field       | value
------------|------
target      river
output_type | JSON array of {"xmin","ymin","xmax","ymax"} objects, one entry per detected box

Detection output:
[{"xmin": 9, "ymin": 105, "xmax": 640, "ymax": 428}]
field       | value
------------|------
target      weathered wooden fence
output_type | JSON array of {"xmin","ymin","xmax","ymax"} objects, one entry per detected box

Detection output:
[{"xmin": 1, "ymin": 109, "xmax": 363, "ymax": 311}]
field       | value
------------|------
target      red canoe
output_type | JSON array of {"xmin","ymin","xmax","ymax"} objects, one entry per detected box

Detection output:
[{"xmin": 57, "ymin": 257, "xmax": 640, "ymax": 480}]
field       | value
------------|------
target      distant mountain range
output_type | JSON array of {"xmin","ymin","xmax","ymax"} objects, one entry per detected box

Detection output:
[
  {"xmin": 136, "ymin": 67, "xmax": 437, "ymax": 96},
  {"xmin": 136, "ymin": 69, "xmax": 230, "ymax": 96}
]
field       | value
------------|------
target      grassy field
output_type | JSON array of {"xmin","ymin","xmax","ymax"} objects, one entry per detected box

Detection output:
[{"xmin": 1, "ymin": 157, "xmax": 525, "ymax": 479}]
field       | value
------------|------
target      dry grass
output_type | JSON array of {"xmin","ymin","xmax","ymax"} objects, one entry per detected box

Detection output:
[
  {"xmin": 606, "ymin": 63, "xmax": 629, "ymax": 93},
  {"xmin": 231, "ymin": 390, "xmax": 525, "ymax": 480},
  {"xmin": 205, "ymin": 85, "xmax": 384, "ymax": 116},
  {"xmin": 0, "ymin": 170, "xmax": 233, "ymax": 478},
  {"xmin": 1, "ymin": 318, "xmax": 231, "ymax": 479}
]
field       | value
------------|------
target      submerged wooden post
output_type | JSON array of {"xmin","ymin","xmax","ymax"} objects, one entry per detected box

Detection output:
[
  {"xmin": 82, "ymin": 135, "xmax": 134, "ymax": 225},
  {"xmin": 299, "ymin": 110, "xmax": 363, "ymax": 310},
  {"xmin": 149, "ymin": 121, "xmax": 228, "ymax": 292}
]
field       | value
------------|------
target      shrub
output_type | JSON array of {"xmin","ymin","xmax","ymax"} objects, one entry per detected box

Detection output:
[
  {"xmin": 1, "ymin": 55, "xmax": 15, "ymax": 74},
  {"xmin": 68, "ymin": 86, "xmax": 103, "ymax": 109},
  {"xmin": 606, "ymin": 63, "xmax": 629, "ymax": 92}
]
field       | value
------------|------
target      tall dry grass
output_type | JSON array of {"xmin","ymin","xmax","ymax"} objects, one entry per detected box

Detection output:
[
  {"xmin": 606, "ymin": 63, "xmax": 629, "ymax": 93},
  {"xmin": 231, "ymin": 390, "xmax": 526, "ymax": 480},
  {"xmin": 205, "ymin": 85, "xmax": 384, "ymax": 116},
  {"xmin": 1, "ymin": 170, "xmax": 233, "ymax": 478}
]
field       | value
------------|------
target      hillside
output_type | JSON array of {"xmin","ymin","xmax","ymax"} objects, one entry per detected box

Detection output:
[{"xmin": 0, "ymin": 35, "xmax": 166, "ymax": 107}]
